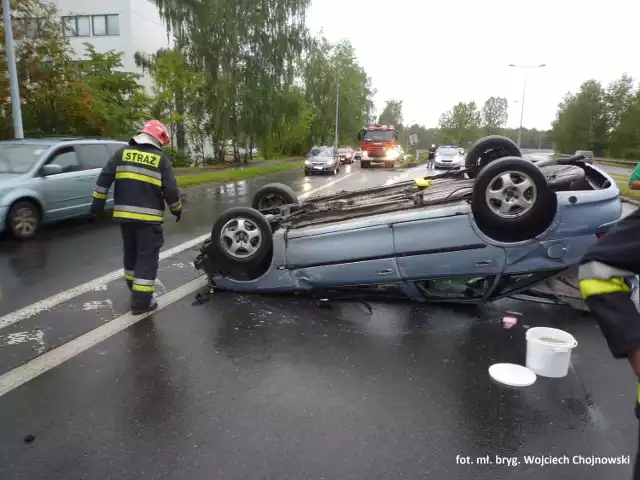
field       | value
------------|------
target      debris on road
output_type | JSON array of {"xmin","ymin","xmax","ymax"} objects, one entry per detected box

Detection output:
[{"xmin": 502, "ymin": 316, "xmax": 518, "ymax": 329}]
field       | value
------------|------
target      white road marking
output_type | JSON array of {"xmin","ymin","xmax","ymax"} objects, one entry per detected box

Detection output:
[
  {"xmin": 0, "ymin": 276, "xmax": 208, "ymax": 397},
  {"xmin": 0, "ymin": 174, "xmax": 354, "ymax": 331},
  {"xmin": 298, "ymin": 173, "xmax": 354, "ymax": 200},
  {"xmin": 0, "ymin": 233, "xmax": 211, "ymax": 331},
  {"xmin": 1, "ymin": 329, "xmax": 46, "ymax": 354}
]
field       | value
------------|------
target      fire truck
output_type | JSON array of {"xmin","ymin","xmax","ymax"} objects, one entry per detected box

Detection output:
[{"xmin": 356, "ymin": 124, "xmax": 401, "ymax": 168}]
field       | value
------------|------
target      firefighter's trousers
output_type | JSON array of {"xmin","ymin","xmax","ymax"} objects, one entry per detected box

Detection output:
[
  {"xmin": 579, "ymin": 264, "xmax": 640, "ymax": 478},
  {"xmin": 120, "ymin": 223, "xmax": 164, "ymax": 309}
]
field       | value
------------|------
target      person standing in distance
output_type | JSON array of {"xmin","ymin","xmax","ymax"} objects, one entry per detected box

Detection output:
[
  {"xmin": 90, "ymin": 120, "xmax": 183, "ymax": 315},
  {"xmin": 427, "ymin": 144, "xmax": 436, "ymax": 169}
]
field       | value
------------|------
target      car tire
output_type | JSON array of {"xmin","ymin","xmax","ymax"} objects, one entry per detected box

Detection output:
[
  {"xmin": 252, "ymin": 183, "xmax": 299, "ymax": 210},
  {"xmin": 362, "ymin": 161, "xmax": 370, "ymax": 168},
  {"xmin": 210, "ymin": 207, "xmax": 273, "ymax": 265},
  {"xmin": 8, "ymin": 200, "xmax": 41, "ymax": 241},
  {"xmin": 471, "ymin": 157, "xmax": 556, "ymax": 243},
  {"xmin": 464, "ymin": 135, "xmax": 522, "ymax": 179}
]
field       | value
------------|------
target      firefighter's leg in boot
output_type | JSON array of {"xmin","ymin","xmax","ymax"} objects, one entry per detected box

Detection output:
[
  {"xmin": 580, "ymin": 274, "xmax": 640, "ymax": 478},
  {"xmin": 635, "ymin": 396, "xmax": 640, "ymax": 480},
  {"xmin": 120, "ymin": 224, "xmax": 137, "ymax": 291},
  {"xmin": 131, "ymin": 224, "xmax": 164, "ymax": 315}
]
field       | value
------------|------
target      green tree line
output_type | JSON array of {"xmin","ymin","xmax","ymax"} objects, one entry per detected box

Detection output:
[
  {"xmin": 0, "ymin": 0, "xmax": 375, "ymax": 165},
  {"xmin": 551, "ymin": 74, "xmax": 640, "ymax": 158},
  {"xmin": 374, "ymin": 97, "xmax": 552, "ymax": 152}
]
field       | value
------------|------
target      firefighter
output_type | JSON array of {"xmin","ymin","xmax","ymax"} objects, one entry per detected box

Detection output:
[
  {"xmin": 427, "ymin": 144, "xmax": 436, "ymax": 168},
  {"xmin": 578, "ymin": 203, "xmax": 640, "ymax": 478},
  {"xmin": 90, "ymin": 120, "xmax": 183, "ymax": 315}
]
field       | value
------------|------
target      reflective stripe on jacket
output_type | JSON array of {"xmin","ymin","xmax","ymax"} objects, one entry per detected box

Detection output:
[{"xmin": 90, "ymin": 142, "xmax": 182, "ymax": 223}]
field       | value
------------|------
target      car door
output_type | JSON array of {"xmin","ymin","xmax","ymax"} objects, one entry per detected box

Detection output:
[
  {"xmin": 285, "ymin": 218, "xmax": 400, "ymax": 288},
  {"xmin": 38, "ymin": 146, "xmax": 90, "ymax": 221},
  {"xmin": 392, "ymin": 213, "xmax": 507, "ymax": 302},
  {"xmin": 75, "ymin": 143, "xmax": 116, "ymax": 211}
]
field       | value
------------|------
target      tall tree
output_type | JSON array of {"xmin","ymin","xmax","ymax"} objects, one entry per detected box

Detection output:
[
  {"xmin": 0, "ymin": 0, "xmax": 114, "ymax": 138},
  {"xmin": 378, "ymin": 100, "xmax": 404, "ymax": 128},
  {"xmin": 482, "ymin": 96, "xmax": 508, "ymax": 134},
  {"xmin": 438, "ymin": 101, "xmax": 481, "ymax": 146},
  {"xmin": 153, "ymin": 0, "xmax": 312, "ymax": 159},
  {"xmin": 552, "ymin": 80, "xmax": 607, "ymax": 155},
  {"xmin": 134, "ymin": 47, "xmax": 204, "ymax": 154}
]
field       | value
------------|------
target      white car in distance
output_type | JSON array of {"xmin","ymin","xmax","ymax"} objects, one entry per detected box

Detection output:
[{"xmin": 434, "ymin": 145, "xmax": 464, "ymax": 169}]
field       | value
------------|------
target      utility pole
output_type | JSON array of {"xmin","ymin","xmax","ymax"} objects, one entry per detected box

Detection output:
[
  {"xmin": 509, "ymin": 64, "xmax": 546, "ymax": 148},
  {"xmin": 334, "ymin": 68, "xmax": 339, "ymax": 150},
  {"xmin": 2, "ymin": 0, "xmax": 24, "ymax": 138}
]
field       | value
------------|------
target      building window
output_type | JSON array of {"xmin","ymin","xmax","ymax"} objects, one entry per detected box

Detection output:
[
  {"xmin": 92, "ymin": 14, "xmax": 119, "ymax": 36},
  {"xmin": 62, "ymin": 16, "xmax": 91, "ymax": 37}
]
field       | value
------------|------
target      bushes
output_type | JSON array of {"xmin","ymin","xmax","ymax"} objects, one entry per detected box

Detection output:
[{"xmin": 164, "ymin": 147, "xmax": 191, "ymax": 167}]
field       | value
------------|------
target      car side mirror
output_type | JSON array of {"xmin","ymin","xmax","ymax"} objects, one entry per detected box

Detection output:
[
  {"xmin": 41, "ymin": 164, "xmax": 63, "ymax": 176},
  {"xmin": 357, "ymin": 132, "xmax": 362, "ymax": 141}
]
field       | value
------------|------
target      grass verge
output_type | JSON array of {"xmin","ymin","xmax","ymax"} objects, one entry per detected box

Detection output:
[
  {"xmin": 609, "ymin": 174, "xmax": 640, "ymax": 201},
  {"xmin": 399, "ymin": 155, "xmax": 420, "ymax": 168},
  {"xmin": 177, "ymin": 160, "xmax": 305, "ymax": 187},
  {"xmin": 174, "ymin": 156, "xmax": 301, "ymax": 175},
  {"xmin": 597, "ymin": 159, "xmax": 636, "ymax": 169}
]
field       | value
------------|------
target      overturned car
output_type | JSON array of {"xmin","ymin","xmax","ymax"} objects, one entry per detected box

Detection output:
[{"xmin": 194, "ymin": 136, "xmax": 623, "ymax": 305}]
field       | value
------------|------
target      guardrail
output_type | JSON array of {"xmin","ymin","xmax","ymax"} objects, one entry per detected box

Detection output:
[{"xmin": 554, "ymin": 153, "xmax": 638, "ymax": 167}]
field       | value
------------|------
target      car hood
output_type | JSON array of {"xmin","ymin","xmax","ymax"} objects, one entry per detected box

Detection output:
[
  {"xmin": 309, "ymin": 156, "xmax": 334, "ymax": 163},
  {"xmin": 0, "ymin": 173, "xmax": 27, "ymax": 185}
]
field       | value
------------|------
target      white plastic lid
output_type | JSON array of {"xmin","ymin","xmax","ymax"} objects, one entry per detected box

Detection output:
[{"xmin": 488, "ymin": 363, "xmax": 537, "ymax": 387}]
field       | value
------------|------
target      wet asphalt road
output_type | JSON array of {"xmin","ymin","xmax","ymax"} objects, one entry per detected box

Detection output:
[
  {"xmin": 0, "ymin": 161, "xmax": 639, "ymax": 480},
  {"xmin": 597, "ymin": 162, "xmax": 634, "ymax": 175},
  {"xmin": 0, "ymin": 162, "xmax": 405, "ymax": 316}
]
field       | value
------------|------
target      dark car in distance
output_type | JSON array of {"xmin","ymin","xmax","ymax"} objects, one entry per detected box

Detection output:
[
  {"xmin": 337, "ymin": 147, "xmax": 355, "ymax": 164},
  {"xmin": 574, "ymin": 150, "xmax": 595, "ymax": 164},
  {"xmin": 304, "ymin": 146, "xmax": 341, "ymax": 175}
]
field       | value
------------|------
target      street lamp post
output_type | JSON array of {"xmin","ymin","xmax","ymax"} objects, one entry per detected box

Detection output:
[
  {"xmin": 509, "ymin": 63, "xmax": 545, "ymax": 148},
  {"xmin": 2, "ymin": 0, "xmax": 24, "ymax": 139},
  {"xmin": 334, "ymin": 68, "xmax": 340, "ymax": 149}
]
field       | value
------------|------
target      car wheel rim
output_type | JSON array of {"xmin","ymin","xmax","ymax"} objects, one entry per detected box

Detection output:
[
  {"xmin": 257, "ymin": 194, "xmax": 288, "ymax": 210},
  {"xmin": 12, "ymin": 207, "xmax": 37, "ymax": 236},
  {"xmin": 485, "ymin": 170, "xmax": 537, "ymax": 219},
  {"xmin": 219, "ymin": 217, "xmax": 262, "ymax": 259}
]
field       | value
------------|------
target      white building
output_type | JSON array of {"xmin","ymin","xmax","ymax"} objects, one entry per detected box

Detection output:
[{"xmin": 48, "ymin": 0, "xmax": 172, "ymax": 90}]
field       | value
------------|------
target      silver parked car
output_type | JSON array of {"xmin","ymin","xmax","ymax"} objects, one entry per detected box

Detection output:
[
  {"xmin": 194, "ymin": 135, "xmax": 622, "ymax": 306},
  {"xmin": 0, "ymin": 138, "xmax": 126, "ymax": 240}
]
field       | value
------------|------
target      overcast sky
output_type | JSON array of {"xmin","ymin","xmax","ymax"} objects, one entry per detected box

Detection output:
[{"xmin": 306, "ymin": 0, "xmax": 640, "ymax": 131}]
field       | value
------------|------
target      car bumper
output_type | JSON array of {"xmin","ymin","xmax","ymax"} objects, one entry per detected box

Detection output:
[
  {"xmin": 361, "ymin": 157, "xmax": 395, "ymax": 164},
  {"xmin": 305, "ymin": 164, "xmax": 337, "ymax": 173},
  {"xmin": 435, "ymin": 161, "xmax": 460, "ymax": 168}
]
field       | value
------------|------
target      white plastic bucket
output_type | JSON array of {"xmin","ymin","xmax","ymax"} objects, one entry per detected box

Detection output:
[{"xmin": 525, "ymin": 327, "xmax": 578, "ymax": 378}]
